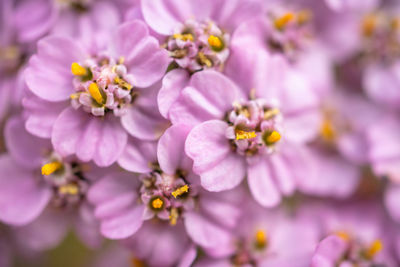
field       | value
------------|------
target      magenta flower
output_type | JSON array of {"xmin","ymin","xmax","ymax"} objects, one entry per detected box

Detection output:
[
  {"xmin": 164, "ymin": 52, "xmax": 320, "ymax": 206},
  {"xmin": 88, "ymin": 124, "xmax": 242, "ymax": 257},
  {"xmin": 0, "ymin": 116, "xmax": 103, "ymax": 248},
  {"xmin": 25, "ymin": 20, "xmax": 169, "ymax": 166}
]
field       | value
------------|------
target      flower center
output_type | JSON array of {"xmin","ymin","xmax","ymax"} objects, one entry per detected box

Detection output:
[
  {"xmin": 70, "ymin": 57, "xmax": 137, "ymax": 117},
  {"xmin": 226, "ymin": 99, "xmax": 283, "ymax": 156},
  {"xmin": 139, "ymin": 170, "xmax": 194, "ymax": 225},
  {"xmin": 41, "ymin": 158, "xmax": 89, "ymax": 208},
  {"xmin": 164, "ymin": 19, "xmax": 230, "ymax": 73},
  {"xmin": 267, "ymin": 9, "xmax": 313, "ymax": 61},
  {"xmin": 360, "ymin": 13, "xmax": 400, "ymax": 64},
  {"xmin": 335, "ymin": 232, "xmax": 384, "ymax": 264}
]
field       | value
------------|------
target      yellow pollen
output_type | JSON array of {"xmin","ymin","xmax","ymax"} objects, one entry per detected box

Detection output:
[
  {"xmin": 41, "ymin": 161, "xmax": 63, "ymax": 176},
  {"xmin": 236, "ymin": 130, "xmax": 257, "ymax": 140},
  {"xmin": 169, "ymin": 208, "xmax": 179, "ymax": 226},
  {"xmin": 255, "ymin": 230, "xmax": 267, "ymax": 248},
  {"xmin": 274, "ymin": 12, "xmax": 295, "ymax": 30},
  {"xmin": 151, "ymin": 198, "xmax": 163, "ymax": 209},
  {"xmin": 320, "ymin": 119, "xmax": 336, "ymax": 142},
  {"xmin": 71, "ymin": 62, "xmax": 87, "ymax": 76},
  {"xmin": 114, "ymin": 77, "xmax": 133, "ymax": 90},
  {"xmin": 88, "ymin": 82, "xmax": 104, "ymax": 105},
  {"xmin": 171, "ymin": 185, "xmax": 189, "ymax": 198},
  {"xmin": 58, "ymin": 183, "xmax": 79, "ymax": 195},
  {"xmin": 362, "ymin": 14, "xmax": 377, "ymax": 37},
  {"xmin": 366, "ymin": 239, "xmax": 383, "ymax": 259},
  {"xmin": 335, "ymin": 231, "xmax": 350, "ymax": 241},
  {"xmin": 208, "ymin": 35, "xmax": 224, "ymax": 51},
  {"xmin": 70, "ymin": 93, "xmax": 80, "ymax": 100},
  {"xmin": 173, "ymin": 33, "xmax": 194, "ymax": 42},
  {"xmin": 265, "ymin": 131, "xmax": 281, "ymax": 144}
]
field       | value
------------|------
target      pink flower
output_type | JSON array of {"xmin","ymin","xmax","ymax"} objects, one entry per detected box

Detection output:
[{"xmin": 25, "ymin": 20, "xmax": 169, "ymax": 166}]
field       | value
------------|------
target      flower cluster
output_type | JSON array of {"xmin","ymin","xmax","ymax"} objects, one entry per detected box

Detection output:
[{"xmin": 1, "ymin": 0, "xmax": 400, "ymax": 266}]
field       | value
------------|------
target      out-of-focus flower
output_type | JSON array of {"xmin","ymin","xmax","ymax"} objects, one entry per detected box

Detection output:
[
  {"xmin": 24, "ymin": 20, "xmax": 169, "ymax": 166},
  {"xmin": 0, "ymin": 116, "xmax": 103, "ymax": 248},
  {"xmin": 195, "ymin": 201, "xmax": 319, "ymax": 266},
  {"xmin": 311, "ymin": 203, "xmax": 396, "ymax": 266}
]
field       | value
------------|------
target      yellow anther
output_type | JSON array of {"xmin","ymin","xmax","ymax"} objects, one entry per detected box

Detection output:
[
  {"xmin": 297, "ymin": 9, "xmax": 312, "ymax": 25},
  {"xmin": 88, "ymin": 82, "xmax": 104, "ymax": 105},
  {"xmin": 236, "ymin": 130, "xmax": 257, "ymax": 140},
  {"xmin": 171, "ymin": 185, "xmax": 189, "ymax": 198},
  {"xmin": 265, "ymin": 131, "xmax": 281, "ymax": 144},
  {"xmin": 362, "ymin": 14, "xmax": 377, "ymax": 37},
  {"xmin": 197, "ymin": 52, "xmax": 212, "ymax": 67},
  {"xmin": 151, "ymin": 198, "xmax": 164, "ymax": 209},
  {"xmin": 70, "ymin": 93, "xmax": 80, "ymax": 100},
  {"xmin": 173, "ymin": 33, "xmax": 194, "ymax": 42},
  {"xmin": 41, "ymin": 161, "xmax": 63, "ymax": 176},
  {"xmin": 208, "ymin": 35, "xmax": 224, "ymax": 51},
  {"xmin": 335, "ymin": 231, "xmax": 350, "ymax": 241},
  {"xmin": 264, "ymin": 108, "xmax": 280, "ymax": 120},
  {"xmin": 320, "ymin": 119, "xmax": 336, "ymax": 142},
  {"xmin": 114, "ymin": 77, "xmax": 133, "ymax": 90},
  {"xmin": 71, "ymin": 62, "xmax": 87, "ymax": 76},
  {"xmin": 274, "ymin": 12, "xmax": 295, "ymax": 30},
  {"xmin": 366, "ymin": 239, "xmax": 383, "ymax": 259},
  {"xmin": 118, "ymin": 57, "xmax": 125, "ymax": 65},
  {"xmin": 169, "ymin": 208, "xmax": 179, "ymax": 226},
  {"xmin": 255, "ymin": 230, "xmax": 267, "ymax": 248},
  {"xmin": 58, "ymin": 183, "xmax": 79, "ymax": 195}
]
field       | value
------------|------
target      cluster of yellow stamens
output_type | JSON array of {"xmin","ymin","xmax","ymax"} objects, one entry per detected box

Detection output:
[
  {"xmin": 362, "ymin": 14, "xmax": 378, "ymax": 37},
  {"xmin": 41, "ymin": 161, "xmax": 63, "ymax": 176},
  {"xmin": 171, "ymin": 185, "xmax": 189, "ymax": 198},
  {"xmin": 365, "ymin": 239, "xmax": 383, "ymax": 259},
  {"xmin": 274, "ymin": 12, "xmax": 295, "ymax": 30},
  {"xmin": 169, "ymin": 207, "xmax": 179, "ymax": 226},
  {"xmin": 320, "ymin": 118, "xmax": 336, "ymax": 142}
]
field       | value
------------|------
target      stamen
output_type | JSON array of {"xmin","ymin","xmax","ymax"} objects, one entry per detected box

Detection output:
[
  {"xmin": 151, "ymin": 198, "xmax": 164, "ymax": 209},
  {"xmin": 70, "ymin": 93, "xmax": 80, "ymax": 100},
  {"xmin": 236, "ymin": 130, "xmax": 257, "ymax": 140},
  {"xmin": 255, "ymin": 230, "xmax": 267, "ymax": 249},
  {"xmin": 41, "ymin": 161, "xmax": 63, "ymax": 176},
  {"xmin": 320, "ymin": 119, "xmax": 336, "ymax": 142},
  {"xmin": 264, "ymin": 131, "xmax": 281, "ymax": 144},
  {"xmin": 88, "ymin": 82, "xmax": 104, "ymax": 105},
  {"xmin": 171, "ymin": 185, "xmax": 189, "ymax": 198},
  {"xmin": 362, "ymin": 14, "xmax": 377, "ymax": 37},
  {"xmin": 274, "ymin": 12, "xmax": 295, "ymax": 30},
  {"xmin": 71, "ymin": 62, "xmax": 87, "ymax": 76},
  {"xmin": 264, "ymin": 108, "xmax": 280, "ymax": 120},
  {"xmin": 58, "ymin": 183, "xmax": 79, "ymax": 195},
  {"xmin": 173, "ymin": 33, "xmax": 194, "ymax": 42},
  {"xmin": 365, "ymin": 239, "xmax": 383, "ymax": 259},
  {"xmin": 197, "ymin": 52, "xmax": 212, "ymax": 67},
  {"xmin": 169, "ymin": 207, "xmax": 179, "ymax": 226},
  {"xmin": 208, "ymin": 35, "xmax": 224, "ymax": 51},
  {"xmin": 114, "ymin": 77, "xmax": 132, "ymax": 90}
]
